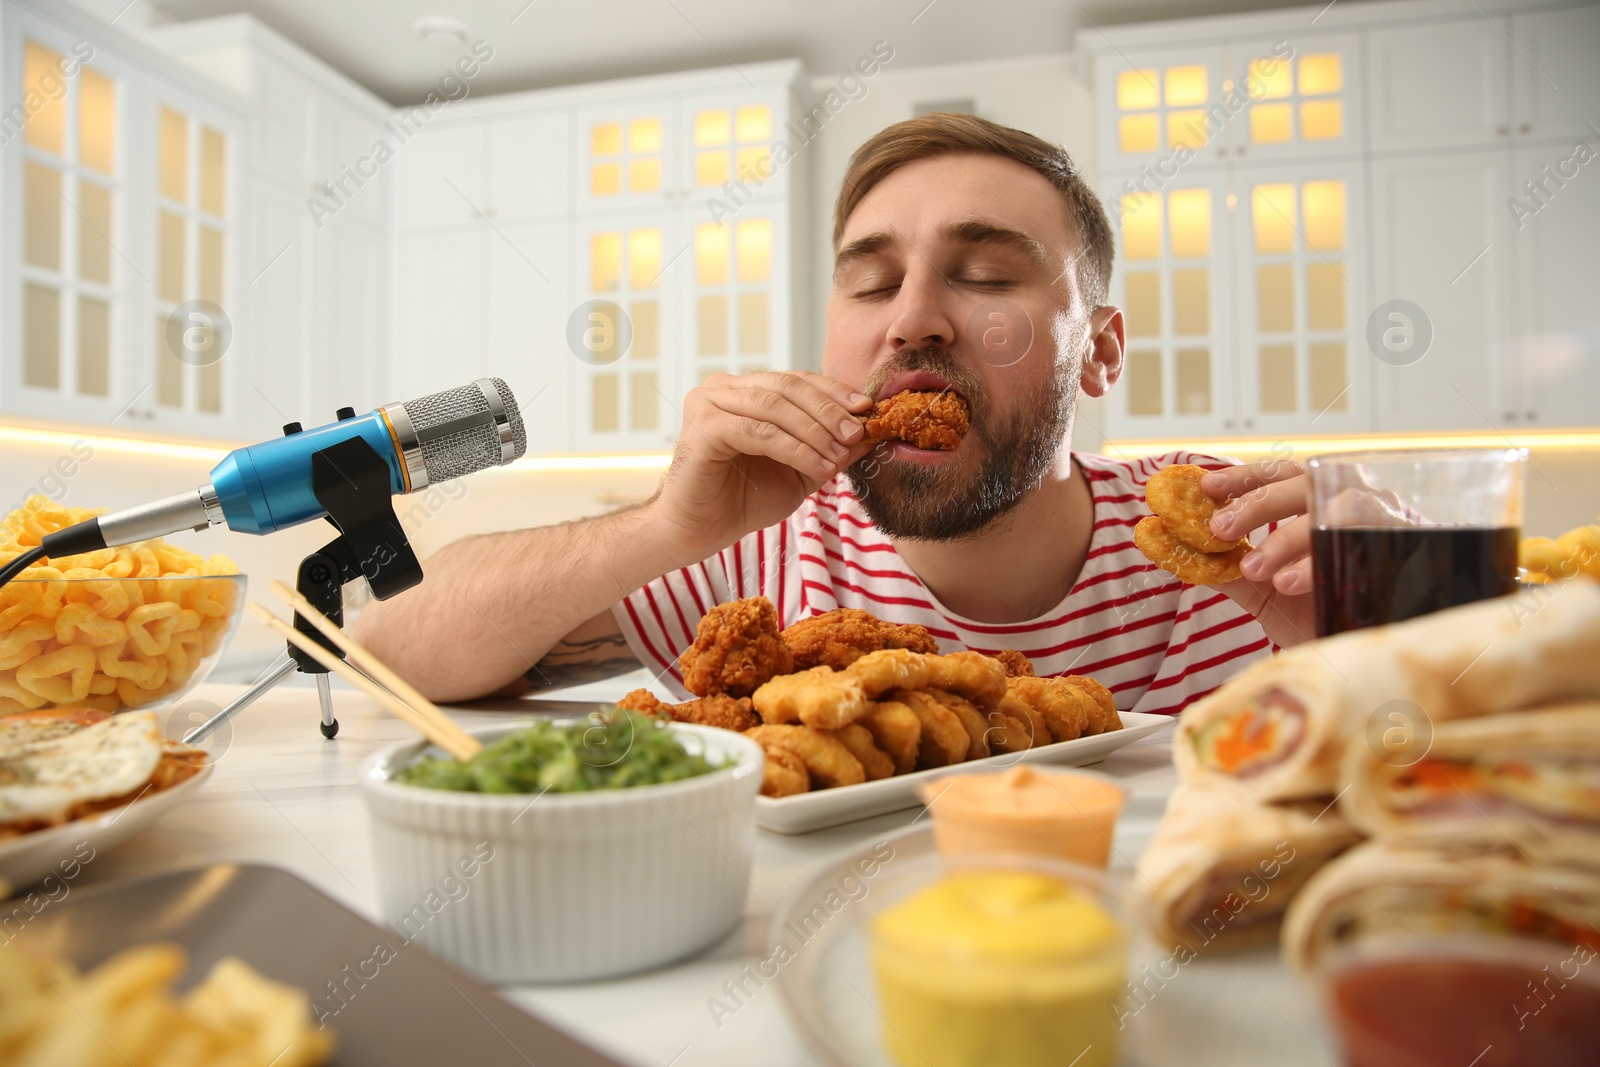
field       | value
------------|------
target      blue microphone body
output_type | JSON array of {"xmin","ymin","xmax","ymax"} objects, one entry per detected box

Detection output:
[{"xmin": 209, "ymin": 412, "xmax": 405, "ymax": 536}]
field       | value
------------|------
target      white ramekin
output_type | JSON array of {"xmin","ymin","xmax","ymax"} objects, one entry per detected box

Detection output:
[{"xmin": 362, "ymin": 720, "xmax": 764, "ymax": 983}]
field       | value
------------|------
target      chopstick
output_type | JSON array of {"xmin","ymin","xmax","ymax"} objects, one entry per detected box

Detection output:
[
  {"xmin": 268, "ymin": 579, "xmax": 482, "ymax": 759},
  {"xmin": 244, "ymin": 601, "xmax": 481, "ymax": 761}
]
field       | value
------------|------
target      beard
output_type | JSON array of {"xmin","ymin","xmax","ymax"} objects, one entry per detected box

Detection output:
[{"xmin": 845, "ymin": 346, "xmax": 1075, "ymax": 542}]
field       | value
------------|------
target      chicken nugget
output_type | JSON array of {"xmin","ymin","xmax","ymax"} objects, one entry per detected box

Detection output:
[
  {"xmin": 931, "ymin": 651, "xmax": 1009, "ymax": 708},
  {"xmin": 1062, "ymin": 675, "xmax": 1121, "ymax": 735},
  {"xmin": 1007, "ymin": 676, "xmax": 1088, "ymax": 744},
  {"xmin": 984, "ymin": 710, "xmax": 1036, "ymax": 753},
  {"xmin": 888, "ymin": 689, "xmax": 971, "ymax": 769},
  {"xmin": 860, "ymin": 391, "xmax": 970, "ymax": 451},
  {"xmin": 678, "ymin": 596, "xmax": 794, "ymax": 697},
  {"xmin": 745, "ymin": 723, "xmax": 865, "ymax": 788},
  {"xmin": 823, "ymin": 722, "xmax": 896, "ymax": 781},
  {"xmin": 859, "ymin": 700, "xmax": 922, "ymax": 775},
  {"xmin": 759, "ymin": 745, "xmax": 810, "ymax": 797},
  {"xmin": 996, "ymin": 691, "xmax": 1050, "ymax": 749},
  {"xmin": 1145, "ymin": 463, "xmax": 1239, "ymax": 553},
  {"xmin": 616, "ymin": 689, "xmax": 668, "ymax": 715},
  {"xmin": 990, "ymin": 649, "xmax": 1035, "ymax": 678},
  {"xmin": 1134, "ymin": 515, "xmax": 1251, "ymax": 586},
  {"xmin": 781, "ymin": 608, "xmax": 940, "ymax": 671},
  {"xmin": 669, "ymin": 693, "xmax": 760, "ymax": 732},
  {"xmin": 752, "ymin": 665, "xmax": 869, "ymax": 730},
  {"xmin": 920, "ymin": 688, "xmax": 990, "ymax": 761}
]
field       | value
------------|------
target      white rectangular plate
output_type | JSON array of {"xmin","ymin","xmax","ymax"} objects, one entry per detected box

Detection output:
[{"xmin": 755, "ymin": 711, "xmax": 1174, "ymax": 834}]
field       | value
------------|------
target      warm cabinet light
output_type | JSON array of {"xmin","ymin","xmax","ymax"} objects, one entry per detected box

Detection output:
[
  {"xmin": 1104, "ymin": 432, "xmax": 1600, "ymax": 457},
  {"xmin": 1117, "ymin": 69, "xmax": 1159, "ymax": 111}
]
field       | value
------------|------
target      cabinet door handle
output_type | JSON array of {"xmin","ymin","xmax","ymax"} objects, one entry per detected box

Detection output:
[
  {"xmin": 1525, "ymin": 410, "xmax": 1536, "ymax": 422},
  {"xmin": 1222, "ymin": 418, "xmax": 1234, "ymax": 429},
  {"xmin": 1243, "ymin": 418, "xmax": 1254, "ymax": 430},
  {"xmin": 1497, "ymin": 124, "xmax": 1510, "ymax": 136},
  {"xmin": 1235, "ymin": 146, "xmax": 1247, "ymax": 156},
  {"xmin": 1519, "ymin": 123, "xmax": 1532, "ymax": 135},
  {"xmin": 1503, "ymin": 411, "xmax": 1516, "ymax": 422}
]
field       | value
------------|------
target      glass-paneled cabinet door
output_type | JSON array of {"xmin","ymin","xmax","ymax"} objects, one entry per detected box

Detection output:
[
  {"xmin": 675, "ymin": 89, "xmax": 789, "ymax": 208},
  {"xmin": 1230, "ymin": 161, "xmax": 1368, "ymax": 437},
  {"xmin": 1223, "ymin": 34, "xmax": 1362, "ymax": 163},
  {"xmin": 686, "ymin": 211, "xmax": 787, "ymax": 386},
  {"xmin": 4, "ymin": 22, "xmax": 136, "ymax": 424},
  {"xmin": 1101, "ymin": 172, "xmax": 1235, "ymax": 440},
  {"xmin": 569, "ymin": 212, "xmax": 681, "ymax": 451},
  {"xmin": 142, "ymin": 87, "xmax": 241, "ymax": 436},
  {"xmin": 572, "ymin": 104, "xmax": 677, "ymax": 214},
  {"xmin": 1095, "ymin": 47, "xmax": 1229, "ymax": 172}
]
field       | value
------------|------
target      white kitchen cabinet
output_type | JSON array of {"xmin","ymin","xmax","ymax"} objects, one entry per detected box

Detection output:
[
  {"xmin": 240, "ymin": 178, "xmax": 310, "ymax": 431},
  {"xmin": 1366, "ymin": 17, "xmax": 1510, "ymax": 153},
  {"xmin": 485, "ymin": 112, "xmax": 571, "ymax": 223},
  {"xmin": 248, "ymin": 52, "xmax": 314, "ymax": 190},
  {"xmin": 1509, "ymin": 141, "xmax": 1600, "ymax": 429},
  {"xmin": 1511, "ymin": 6, "xmax": 1600, "ymax": 142},
  {"xmin": 2, "ymin": 1, "xmax": 247, "ymax": 437},
  {"xmin": 393, "ymin": 227, "xmax": 484, "ymax": 399},
  {"xmin": 1094, "ymin": 45, "xmax": 1230, "ymax": 173},
  {"xmin": 485, "ymin": 221, "xmax": 569, "ymax": 455},
  {"xmin": 312, "ymin": 217, "xmax": 384, "ymax": 418},
  {"xmin": 1368, "ymin": 151, "xmax": 1515, "ymax": 433},
  {"xmin": 1222, "ymin": 35, "xmax": 1362, "ymax": 165},
  {"xmin": 395, "ymin": 123, "xmax": 484, "ymax": 229}
]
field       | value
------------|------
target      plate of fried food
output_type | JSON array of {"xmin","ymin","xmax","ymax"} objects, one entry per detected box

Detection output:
[
  {"xmin": 620, "ymin": 598, "xmax": 1173, "ymax": 833},
  {"xmin": 0, "ymin": 708, "xmax": 211, "ymax": 889}
]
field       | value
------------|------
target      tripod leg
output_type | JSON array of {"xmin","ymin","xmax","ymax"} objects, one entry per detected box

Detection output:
[
  {"xmin": 317, "ymin": 673, "xmax": 338, "ymax": 739},
  {"xmin": 183, "ymin": 654, "xmax": 298, "ymax": 744}
]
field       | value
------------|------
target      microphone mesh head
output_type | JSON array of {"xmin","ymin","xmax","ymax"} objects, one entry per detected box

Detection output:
[{"xmin": 401, "ymin": 378, "xmax": 527, "ymax": 483}]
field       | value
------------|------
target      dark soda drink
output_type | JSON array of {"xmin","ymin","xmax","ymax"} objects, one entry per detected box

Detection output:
[{"xmin": 1311, "ymin": 526, "xmax": 1520, "ymax": 636}]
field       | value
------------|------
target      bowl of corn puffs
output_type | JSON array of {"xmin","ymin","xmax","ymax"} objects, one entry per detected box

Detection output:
[{"xmin": 0, "ymin": 497, "xmax": 245, "ymax": 714}]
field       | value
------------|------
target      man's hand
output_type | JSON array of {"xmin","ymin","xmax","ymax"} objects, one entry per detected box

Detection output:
[
  {"xmin": 1201, "ymin": 459, "xmax": 1319, "ymax": 648},
  {"xmin": 648, "ymin": 371, "xmax": 877, "ymax": 559}
]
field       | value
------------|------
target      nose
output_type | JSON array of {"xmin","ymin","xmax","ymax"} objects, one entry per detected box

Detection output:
[{"xmin": 886, "ymin": 263, "xmax": 957, "ymax": 351}]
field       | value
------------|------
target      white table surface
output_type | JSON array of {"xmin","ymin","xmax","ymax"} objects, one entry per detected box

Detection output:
[{"xmin": 84, "ymin": 675, "xmax": 1341, "ymax": 1067}]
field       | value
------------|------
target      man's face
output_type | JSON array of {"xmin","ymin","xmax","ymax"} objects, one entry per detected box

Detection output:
[{"xmin": 823, "ymin": 153, "xmax": 1092, "ymax": 541}]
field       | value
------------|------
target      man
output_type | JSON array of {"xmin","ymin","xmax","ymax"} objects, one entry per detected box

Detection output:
[{"xmin": 356, "ymin": 114, "xmax": 1317, "ymax": 711}]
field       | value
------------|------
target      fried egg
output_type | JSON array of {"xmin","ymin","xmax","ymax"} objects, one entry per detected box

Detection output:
[{"xmin": 0, "ymin": 711, "xmax": 165, "ymax": 829}]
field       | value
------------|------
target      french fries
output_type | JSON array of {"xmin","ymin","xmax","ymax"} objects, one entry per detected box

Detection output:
[
  {"xmin": 0, "ymin": 496, "xmax": 240, "ymax": 713},
  {"xmin": 0, "ymin": 941, "xmax": 334, "ymax": 1067}
]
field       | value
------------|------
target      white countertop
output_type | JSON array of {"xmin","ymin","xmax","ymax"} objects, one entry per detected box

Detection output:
[{"xmin": 88, "ymin": 675, "xmax": 1340, "ymax": 1067}]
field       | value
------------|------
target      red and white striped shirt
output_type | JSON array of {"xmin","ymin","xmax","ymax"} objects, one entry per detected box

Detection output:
[{"xmin": 612, "ymin": 451, "xmax": 1272, "ymax": 715}]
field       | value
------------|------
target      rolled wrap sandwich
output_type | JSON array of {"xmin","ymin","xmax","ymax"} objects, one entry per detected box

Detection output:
[
  {"xmin": 1280, "ymin": 836, "xmax": 1600, "ymax": 975},
  {"xmin": 1137, "ymin": 783, "xmax": 1363, "ymax": 953},
  {"xmin": 1341, "ymin": 703, "xmax": 1600, "ymax": 841},
  {"xmin": 1173, "ymin": 581, "xmax": 1600, "ymax": 800}
]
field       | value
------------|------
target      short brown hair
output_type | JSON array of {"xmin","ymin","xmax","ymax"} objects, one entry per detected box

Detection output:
[{"xmin": 833, "ymin": 113, "xmax": 1113, "ymax": 306}]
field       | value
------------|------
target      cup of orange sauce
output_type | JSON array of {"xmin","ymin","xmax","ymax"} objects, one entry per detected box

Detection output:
[{"xmin": 916, "ymin": 766, "xmax": 1127, "ymax": 868}]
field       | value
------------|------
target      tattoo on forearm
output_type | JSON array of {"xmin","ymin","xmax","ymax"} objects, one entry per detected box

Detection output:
[{"xmin": 524, "ymin": 631, "xmax": 640, "ymax": 691}]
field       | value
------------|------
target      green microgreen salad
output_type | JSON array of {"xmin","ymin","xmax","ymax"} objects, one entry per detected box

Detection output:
[{"xmin": 395, "ymin": 709, "xmax": 725, "ymax": 794}]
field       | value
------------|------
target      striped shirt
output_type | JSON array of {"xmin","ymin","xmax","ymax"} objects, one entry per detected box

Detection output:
[{"xmin": 612, "ymin": 451, "xmax": 1272, "ymax": 715}]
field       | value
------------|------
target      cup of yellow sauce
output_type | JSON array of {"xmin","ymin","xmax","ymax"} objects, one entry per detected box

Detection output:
[
  {"xmin": 917, "ymin": 766, "xmax": 1128, "ymax": 868},
  {"xmin": 868, "ymin": 865, "xmax": 1128, "ymax": 1067}
]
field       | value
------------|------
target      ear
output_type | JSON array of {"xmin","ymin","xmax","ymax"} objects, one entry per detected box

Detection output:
[{"xmin": 1079, "ymin": 306, "xmax": 1125, "ymax": 398}]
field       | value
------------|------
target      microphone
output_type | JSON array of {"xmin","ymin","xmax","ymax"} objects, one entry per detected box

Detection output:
[{"xmin": 38, "ymin": 378, "xmax": 526, "ymax": 560}]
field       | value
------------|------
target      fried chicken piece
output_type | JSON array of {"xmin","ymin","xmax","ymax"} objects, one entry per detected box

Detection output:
[
  {"xmin": 990, "ymin": 649, "xmax": 1035, "ymax": 677},
  {"xmin": 759, "ymin": 745, "xmax": 810, "ymax": 798},
  {"xmin": 669, "ymin": 694, "xmax": 760, "ymax": 732},
  {"xmin": 752, "ymin": 665, "xmax": 869, "ymax": 730},
  {"xmin": 859, "ymin": 700, "xmax": 922, "ymax": 775},
  {"xmin": 745, "ymin": 724, "xmax": 865, "ymax": 788},
  {"xmin": 920, "ymin": 688, "xmax": 991, "ymax": 761},
  {"xmin": 860, "ymin": 391, "xmax": 970, "ymax": 451},
  {"xmin": 846, "ymin": 650, "xmax": 1008, "ymax": 708},
  {"xmin": 1063, "ymin": 675, "xmax": 1122, "ymax": 735},
  {"xmin": 887, "ymin": 689, "xmax": 971, "ymax": 769},
  {"xmin": 996, "ymin": 690, "xmax": 1051, "ymax": 749},
  {"xmin": 822, "ymin": 722, "xmax": 896, "ymax": 781},
  {"xmin": 678, "ymin": 596, "xmax": 794, "ymax": 697},
  {"xmin": 616, "ymin": 689, "xmax": 668, "ymax": 715},
  {"xmin": 1145, "ymin": 463, "xmax": 1241, "ymax": 554},
  {"xmin": 781, "ymin": 608, "xmax": 940, "ymax": 671},
  {"xmin": 1134, "ymin": 515, "xmax": 1251, "ymax": 586}
]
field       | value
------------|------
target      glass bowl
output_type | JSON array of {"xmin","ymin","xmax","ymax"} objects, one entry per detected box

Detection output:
[
  {"xmin": 772, "ymin": 824, "xmax": 1134, "ymax": 1067},
  {"xmin": 0, "ymin": 574, "xmax": 247, "ymax": 714}
]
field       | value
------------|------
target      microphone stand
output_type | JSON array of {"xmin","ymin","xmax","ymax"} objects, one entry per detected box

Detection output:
[{"xmin": 185, "ymin": 435, "xmax": 424, "ymax": 743}]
